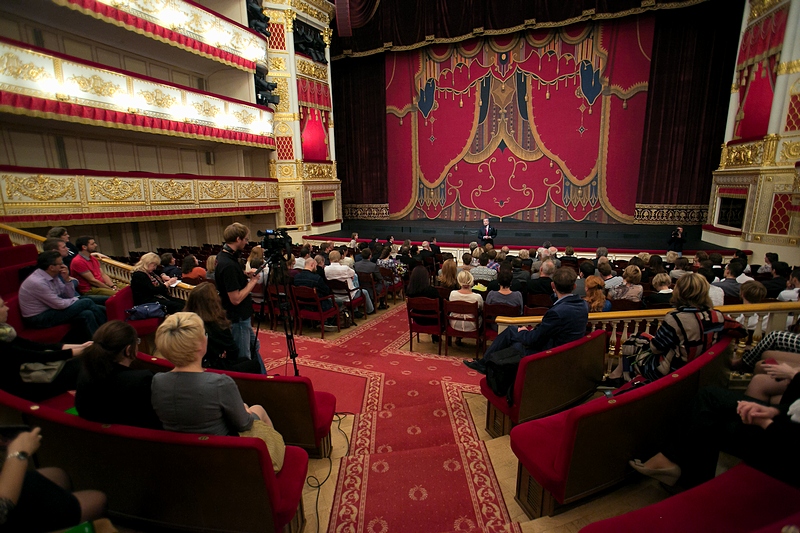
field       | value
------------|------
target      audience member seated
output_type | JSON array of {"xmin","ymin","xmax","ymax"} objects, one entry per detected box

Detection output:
[
  {"xmin": 75, "ymin": 320, "xmax": 162, "ymax": 429},
  {"xmin": 736, "ymin": 281, "xmax": 768, "ymax": 332},
  {"xmin": 294, "ymin": 256, "xmax": 338, "ymax": 331},
  {"xmin": 246, "ymin": 246, "xmax": 264, "ymax": 271},
  {"xmin": 697, "ymin": 267, "xmax": 724, "ymax": 307},
  {"xmin": 151, "ymin": 313, "xmax": 270, "ymax": 436},
  {"xmin": 692, "ymin": 250, "xmax": 709, "ymax": 270},
  {"xmin": 732, "ymin": 258, "xmax": 755, "ymax": 285},
  {"xmin": 630, "ymin": 372, "xmax": 800, "ymax": 488},
  {"xmin": 437, "ymin": 259, "xmax": 460, "ymax": 291},
  {"xmin": 160, "ymin": 253, "xmax": 182, "ymax": 279},
  {"xmin": 313, "ymin": 255, "xmax": 326, "ymax": 278},
  {"xmin": 354, "ymin": 248, "xmax": 388, "ymax": 309},
  {"xmin": 573, "ymin": 261, "xmax": 596, "ymax": 298},
  {"xmin": 487, "ymin": 249, "xmax": 501, "ymax": 271},
  {"xmin": 644, "ymin": 254, "xmax": 667, "ymax": 284},
  {"xmin": 644, "ymin": 273, "xmax": 673, "ymax": 307},
  {"xmin": 712, "ymin": 260, "xmax": 744, "ymax": 298},
  {"xmin": 19, "ymin": 251, "xmax": 106, "ymax": 340},
  {"xmin": 745, "ymin": 361, "xmax": 799, "ymax": 406},
  {"xmin": 737, "ymin": 331, "xmax": 800, "ymax": 373},
  {"xmin": 377, "ymin": 246, "xmax": 403, "ymax": 283},
  {"xmin": 70, "ymin": 236, "xmax": 117, "ymax": 304},
  {"xmin": 486, "ymin": 269, "xmax": 524, "ymax": 318},
  {"xmin": 0, "ymin": 295, "xmax": 91, "ymax": 402},
  {"xmin": 180, "ymin": 254, "xmax": 207, "ymax": 285},
  {"xmin": 664, "ymin": 250, "xmax": 679, "ymax": 271},
  {"xmin": 757, "ymin": 252, "xmax": 779, "ymax": 274},
  {"xmin": 607, "ymin": 265, "xmax": 643, "ymax": 302},
  {"xmin": 457, "ymin": 252, "xmax": 472, "ymax": 273},
  {"xmin": 778, "ymin": 267, "xmax": 800, "ymax": 302},
  {"xmin": 605, "ymin": 273, "xmax": 743, "ymax": 387},
  {"xmin": 560, "ymin": 246, "xmax": 577, "ymax": 267},
  {"xmin": 41, "ymin": 238, "xmax": 78, "ymax": 291},
  {"xmin": 448, "ymin": 271, "xmax": 483, "ymax": 344},
  {"xmin": 46, "ymin": 226, "xmax": 79, "ymax": 267},
  {"xmin": 348, "ymin": 232, "xmax": 358, "ymax": 249},
  {"xmin": 583, "ymin": 275, "xmax": 611, "ymax": 312},
  {"xmin": 465, "ymin": 267, "xmax": 587, "ymax": 373},
  {"xmin": 669, "ymin": 257, "xmax": 690, "ymax": 281},
  {"xmin": 0, "ymin": 428, "xmax": 107, "ymax": 531},
  {"xmin": 596, "ymin": 258, "xmax": 622, "ymax": 289},
  {"xmin": 184, "ymin": 284, "xmax": 263, "ymax": 373},
  {"xmin": 761, "ymin": 261, "xmax": 791, "ymax": 299},
  {"xmin": 518, "ymin": 249, "xmax": 533, "ymax": 268},
  {"xmin": 205, "ymin": 255, "xmax": 217, "ymax": 282},
  {"xmin": 527, "ymin": 260, "xmax": 556, "ymax": 295},
  {"xmin": 130, "ymin": 253, "xmax": 185, "ymax": 315},
  {"xmin": 471, "ymin": 254, "xmax": 497, "ymax": 284},
  {"xmin": 325, "ymin": 251, "xmax": 374, "ymax": 314},
  {"xmin": 510, "ymin": 257, "xmax": 530, "ymax": 286}
]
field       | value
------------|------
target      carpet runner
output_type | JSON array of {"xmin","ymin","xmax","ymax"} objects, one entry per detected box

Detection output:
[{"xmin": 259, "ymin": 304, "xmax": 521, "ymax": 533}]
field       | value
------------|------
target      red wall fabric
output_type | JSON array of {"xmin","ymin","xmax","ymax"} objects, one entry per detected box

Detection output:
[
  {"xmin": 386, "ymin": 17, "xmax": 654, "ymax": 222},
  {"xmin": 300, "ymin": 107, "xmax": 330, "ymax": 161}
]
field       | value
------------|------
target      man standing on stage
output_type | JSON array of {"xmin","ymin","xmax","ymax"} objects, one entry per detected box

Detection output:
[{"xmin": 479, "ymin": 218, "xmax": 497, "ymax": 246}]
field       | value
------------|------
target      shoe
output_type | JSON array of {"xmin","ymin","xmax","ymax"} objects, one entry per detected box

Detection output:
[
  {"xmin": 378, "ymin": 303, "xmax": 389, "ymax": 310},
  {"xmin": 462, "ymin": 359, "xmax": 486, "ymax": 374},
  {"xmin": 431, "ymin": 335, "xmax": 440, "ymax": 343},
  {"xmin": 597, "ymin": 377, "xmax": 625, "ymax": 390},
  {"xmin": 628, "ymin": 459, "xmax": 681, "ymax": 486},
  {"xmin": 354, "ymin": 310, "xmax": 364, "ymax": 318},
  {"xmin": 323, "ymin": 324, "xmax": 338, "ymax": 331}
]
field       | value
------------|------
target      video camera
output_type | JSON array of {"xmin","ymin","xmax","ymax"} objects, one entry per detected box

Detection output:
[{"xmin": 256, "ymin": 228, "xmax": 293, "ymax": 262}]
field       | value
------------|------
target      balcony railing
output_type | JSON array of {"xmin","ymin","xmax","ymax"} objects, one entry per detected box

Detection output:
[{"xmin": 0, "ymin": 37, "xmax": 275, "ymax": 149}]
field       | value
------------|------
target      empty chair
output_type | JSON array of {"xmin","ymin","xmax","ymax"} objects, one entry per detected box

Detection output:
[{"xmin": 406, "ymin": 297, "xmax": 444, "ymax": 354}]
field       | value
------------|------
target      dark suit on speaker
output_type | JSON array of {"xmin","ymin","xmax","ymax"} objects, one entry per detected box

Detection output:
[{"xmin": 479, "ymin": 223, "xmax": 497, "ymax": 245}]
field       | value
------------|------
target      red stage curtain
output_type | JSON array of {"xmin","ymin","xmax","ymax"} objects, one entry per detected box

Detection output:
[
  {"xmin": 332, "ymin": 54, "xmax": 388, "ymax": 205},
  {"xmin": 636, "ymin": 0, "xmax": 745, "ymax": 206},
  {"xmin": 300, "ymin": 106, "xmax": 330, "ymax": 161}
]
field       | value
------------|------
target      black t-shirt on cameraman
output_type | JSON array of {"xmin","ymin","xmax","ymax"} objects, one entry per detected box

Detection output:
[{"xmin": 215, "ymin": 247, "xmax": 252, "ymax": 322}]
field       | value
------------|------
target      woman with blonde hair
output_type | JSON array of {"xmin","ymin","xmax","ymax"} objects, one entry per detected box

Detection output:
[
  {"xmin": 437, "ymin": 258, "xmax": 459, "ymax": 291},
  {"xmin": 245, "ymin": 246, "xmax": 263, "ymax": 270},
  {"xmin": 448, "ymin": 270, "xmax": 483, "ymax": 339},
  {"xmin": 151, "ymin": 312, "xmax": 270, "ymax": 435},
  {"xmin": 205, "ymin": 255, "xmax": 217, "ymax": 281},
  {"xmin": 644, "ymin": 273, "xmax": 673, "ymax": 307},
  {"xmin": 607, "ymin": 265, "xmax": 644, "ymax": 302},
  {"xmin": 583, "ymin": 276, "xmax": 611, "ymax": 312},
  {"xmin": 130, "ymin": 252, "xmax": 184, "ymax": 314}
]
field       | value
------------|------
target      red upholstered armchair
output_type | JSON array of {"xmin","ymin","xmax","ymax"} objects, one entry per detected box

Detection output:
[
  {"xmin": 480, "ymin": 331, "xmax": 607, "ymax": 438},
  {"xmin": 0, "ymin": 243, "xmax": 37, "ymax": 268},
  {"xmin": 0, "ymin": 389, "xmax": 308, "ymax": 533},
  {"xmin": 105, "ymin": 286, "xmax": 161, "ymax": 336},
  {"xmin": 4, "ymin": 293, "xmax": 70, "ymax": 344}
]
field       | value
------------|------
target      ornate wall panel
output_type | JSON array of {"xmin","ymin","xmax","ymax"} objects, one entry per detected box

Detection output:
[
  {"xmin": 633, "ymin": 204, "xmax": 708, "ymax": 225},
  {"xmin": 343, "ymin": 203, "xmax": 389, "ymax": 220},
  {"xmin": 0, "ymin": 167, "xmax": 279, "ymax": 225}
]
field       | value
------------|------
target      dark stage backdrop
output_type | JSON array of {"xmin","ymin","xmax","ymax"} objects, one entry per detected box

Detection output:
[{"xmin": 332, "ymin": 0, "xmax": 744, "ymax": 223}]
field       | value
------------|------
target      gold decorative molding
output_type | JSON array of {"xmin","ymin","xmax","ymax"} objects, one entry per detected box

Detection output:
[
  {"xmin": 152, "ymin": 179, "xmax": 192, "ymax": 201},
  {"xmin": 192, "ymin": 100, "xmax": 221, "ymax": 118},
  {"xmin": 274, "ymin": 121, "xmax": 293, "ymax": 135},
  {"xmin": 275, "ymin": 112, "xmax": 299, "ymax": 121},
  {"xmin": 200, "ymin": 181, "xmax": 233, "ymax": 199},
  {"xmin": 3, "ymin": 174, "xmax": 76, "ymax": 201},
  {"xmin": 322, "ymin": 27, "xmax": 333, "ymax": 47},
  {"xmin": 721, "ymin": 139, "xmax": 765, "ymax": 168},
  {"xmin": 238, "ymin": 182, "xmax": 264, "ymax": 199},
  {"xmin": 300, "ymin": 161, "xmax": 335, "ymax": 180},
  {"xmin": 0, "ymin": 53, "xmax": 49, "ymax": 82},
  {"xmin": 269, "ymin": 57, "xmax": 286, "ymax": 71},
  {"xmin": 292, "ymin": 1, "xmax": 329, "ymax": 25},
  {"xmin": 138, "ymin": 88, "xmax": 177, "ymax": 108},
  {"xmin": 634, "ymin": 204, "xmax": 708, "ymax": 225},
  {"xmin": 776, "ymin": 58, "xmax": 800, "ymax": 76},
  {"xmin": 233, "ymin": 109, "xmax": 256, "ymax": 125},
  {"xmin": 780, "ymin": 140, "xmax": 800, "ymax": 162},
  {"xmin": 274, "ymin": 78, "xmax": 290, "ymax": 113},
  {"xmin": 297, "ymin": 59, "xmax": 328, "ymax": 81},
  {"xmin": 731, "ymin": 83, "xmax": 739, "ymax": 93},
  {"xmin": 343, "ymin": 204, "xmax": 390, "ymax": 220},
  {"xmin": 69, "ymin": 74, "xmax": 121, "ymax": 97},
  {"xmin": 749, "ymin": 0, "xmax": 786, "ymax": 22},
  {"xmin": 279, "ymin": 165, "xmax": 295, "ymax": 178},
  {"xmin": 284, "ymin": 9, "xmax": 296, "ymax": 32},
  {"xmin": 88, "ymin": 177, "xmax": 142, "ymax": 201}
]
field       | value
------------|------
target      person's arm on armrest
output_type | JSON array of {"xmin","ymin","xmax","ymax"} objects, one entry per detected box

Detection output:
[{"xmin": 0, "ymin": 429, "xmax": 42, "ymax": 508}]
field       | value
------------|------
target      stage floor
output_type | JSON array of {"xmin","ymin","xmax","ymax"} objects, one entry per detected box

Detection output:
[{"xmin": 318, "ymin": 220, "xmax": 728, "ymax": 252}]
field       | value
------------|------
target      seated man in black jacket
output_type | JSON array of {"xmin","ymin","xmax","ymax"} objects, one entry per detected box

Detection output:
[
  {"xmin": 761, "ymin": 261, "xmax": 791, "ymax": 299},
  {"xmin": 294, "ymin": 258, "xmax": 335, "ymax": 311}
]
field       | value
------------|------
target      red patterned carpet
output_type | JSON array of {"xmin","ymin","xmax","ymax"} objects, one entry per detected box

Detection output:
[{"xmin": 258, "ymin": 304, "xmax": 521, "ymax": 533}]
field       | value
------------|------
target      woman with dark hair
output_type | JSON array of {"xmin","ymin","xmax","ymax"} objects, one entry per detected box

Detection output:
[
  {"xmin": 377, "ymin": 246, "xmax": 404, "ymax": 283},
  {"xmin": 180, "ymin": 254, "xmax": 207, "ymax": 284},
  {"xmin": 75, "ymin": 320, "xmax": 162, "ymax": 429},
  {"xmin": 184, "ymin": 283, "xmax": 262, "ymax": 374},
  {"xmin": 486, "ymin": 268, "xmax": 523, "ymax": 314}
]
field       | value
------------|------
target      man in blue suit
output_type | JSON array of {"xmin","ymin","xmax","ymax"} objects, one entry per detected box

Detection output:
[{"xmin": 464, "ymin": 267, "xmax": 588, "ymax": 374}]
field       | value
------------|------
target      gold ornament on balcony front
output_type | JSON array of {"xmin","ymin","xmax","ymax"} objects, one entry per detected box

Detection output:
[
  {"xmin": 192, "ymin": 100, "xmax": 220, "ymax": 118},
  {"xmin": 238, "ymin": 182, "xmax": 263, "ymax": 199},
  {"xmin": 138, "ymin": 88, "xmax": 177, "ymax": 108},
  {"xmin": 297, "ymin": 60, "xmax": 328, "ymax": 81},
  {"xmin": 152, "ymin": 179, "xmax": 192, "ymax": 200},
  {"xmin": 233, "ymin": 109, "xmax": 256, "ymax": 125},
  {"xmin": 69, "ymin": 75, "xmax": 121, "ymax": 97},
  {"xmin": 0, "ymin": 53, "xmax": 50, "ymax": 82},
  {"xmin": 4, "ymin": 174, "xmax": 76, "ymax": 201},
  {"xmin": 201, "ymin": 181, "xmax": 233, "ymax": 199},
  {"xmin": 88, "ymin": 177, "xmax": 142, "ymax": 201}
]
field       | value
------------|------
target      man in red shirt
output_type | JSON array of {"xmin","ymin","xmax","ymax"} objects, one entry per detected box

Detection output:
[{"xmin": 70, "ymin": 236, "xmax": 117, "ymax": 304}]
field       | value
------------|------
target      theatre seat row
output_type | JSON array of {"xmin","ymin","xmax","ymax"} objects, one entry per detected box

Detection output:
[{"xmin": 0, "ymin": 390, "xmax": 307, "ymax": 533}]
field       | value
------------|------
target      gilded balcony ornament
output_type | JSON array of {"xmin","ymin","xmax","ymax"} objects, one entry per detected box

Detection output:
[
  {"xmin": 780, "ymin": 141, "xmax": 800, "ymax": 162},
  {"xmin": 238, "ymin": 182, "xmax": 264, "ymax": 199},
  {"xmin": 291, "ymin": 0, "xmax": 330, "ymax": 25},
  {"xmin": 186, "ymin": 12, "xmax": 212, "ymax": 34},
  {"xmin": 279, "ymin": 165, "xmax": 294, "ymax": 177},
  {"xmin": 192, "ymin": 100, "xmax": 220, "ymax": 118},
  {"xmin": 269, "ymin": 183, "xmax": 279, "ymax": 199},
  {"xmin": 297, "ymin": 59, "xmax": 328, "ymax": 81},
  {"xmin": 152, "ymin": 179, "xmax": 192, "ymax": 200},
  {"xmin": 88, "ymin": 177, "xmax": 142, "ymax": 201},
  {"xmin": 138, "ymin": 88, "xmax": 177, "ymax": 108},
  {"xmin": 302, "ymin": 162, "xmax": 333, "ymax": 180},
  {"xmin": 4, "ymin": 174, "xmax": 76, "ymax": 201},
  {"xmin": 274, "ymin": 78, "xmax": 290, "ymax": 112},
  {"xmin": 322, "ymin": 27, "xmax": 333, "ymax": 47},
  {"xmin": 749, "ymin": 0, "xmax": 784, "ymax": 22},
  {"xmin": 284, "ymin": 9, "xmax": 296, "ymax": 32},
  {"xmin": 69, "ymin": 75, "xmax": 121, "ymax": 97},
  {"xmin": 269, "ymin": 57, "xmax": 286, "ymax": 71},
  {"xmin": 201, "ymin": 181, "xmax": 233, "ymax": 199},
  {"xmin": 233, "ymin": 109, "xmax": 256, "ymax": 125},
  {"xmin": 129, "ymin": 0, "xmax": 161, "ymax": 14},
  {"xmin": 0, "ymin": 53, "xmax": 50, "ymax": 82},
  {"xmin": 726, "ymin": 142, "xmax": 763, "ymax": 167}
]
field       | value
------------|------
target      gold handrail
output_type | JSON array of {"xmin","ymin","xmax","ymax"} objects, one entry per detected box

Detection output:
[{"xmin": 0, "ymin": 222, "xmax": 46, "ymax": 249}]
